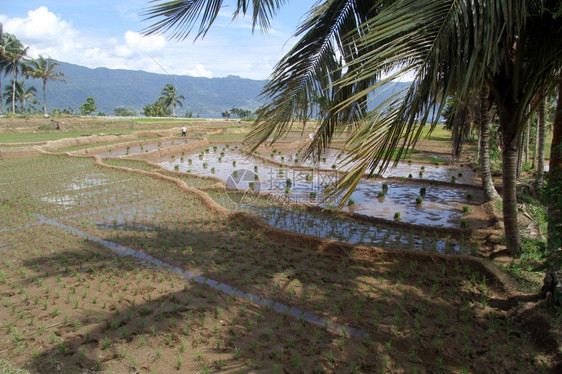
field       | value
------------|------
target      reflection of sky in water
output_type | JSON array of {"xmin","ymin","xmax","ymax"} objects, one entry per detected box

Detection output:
[
  {"xmin": 161, "ymin": 147, "xmax": 483, "ymax": 227},
  {"xmin": 40, "ymin": 174, "xmax": 135, "ymax": 209},
  {"xmin": 211, "ymin": 196, "xmax": 471, "ymax": 255},
  {"xmin": 265, "ymin": 148, "xmax": 479, "ymax": 184}
]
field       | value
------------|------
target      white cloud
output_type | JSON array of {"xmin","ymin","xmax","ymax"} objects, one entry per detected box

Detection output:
[
  {"xmin": 124, "ymin": 30, "xmax": 166, "ymax": 53},
  {"xmin": 2, "ymin": 6, "xmax": 82, "ymax": 61},
  {"xmin": 3, "ymin": 7, "xmax": 75, "ymax": 47},
  {"xmin": 0, "ymin": 6, "xmax": 300, "ymax": 80},
  {"xmin": 187, "ymin": 64, "xmax": 213, "ymax": 78}
]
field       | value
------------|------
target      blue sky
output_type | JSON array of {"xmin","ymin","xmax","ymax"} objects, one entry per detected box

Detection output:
[{"xmin": 1, "ymin": 0, "xmax": 317, "ymax": 80}]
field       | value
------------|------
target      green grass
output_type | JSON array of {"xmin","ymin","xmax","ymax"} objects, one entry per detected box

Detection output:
[
  {"xmin": 419, "ymin": 125, "xmax": 452, "ymax": 141},
  {"xmin": 0, "ymin": 130, "xmax": 160, "ymax": 143},
  {"xmin": 413, "ymin": 156, "xmax": 451, "ymax": 165},
  {"xmin": 131, "ymin": 118, "xmax": 200, "ymax": 124}
]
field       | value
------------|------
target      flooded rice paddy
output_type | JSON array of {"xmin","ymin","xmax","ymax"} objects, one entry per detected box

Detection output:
[{"xmin": 159, "ymin": 145, "xmax": 484, "ymax": 228}]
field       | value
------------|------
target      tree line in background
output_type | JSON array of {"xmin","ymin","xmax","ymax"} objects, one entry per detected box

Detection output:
[{"xmin": 221, "ymin": 107, "xmax": 253, "ymax": 119}]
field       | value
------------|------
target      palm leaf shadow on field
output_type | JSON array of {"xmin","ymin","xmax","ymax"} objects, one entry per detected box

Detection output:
[
  {"xmin": 17, "ymin": 213, "xmax": 559, "ymax": 373},
  {"xmin": 18, "ymin": 240, "xmax": 290, "ymax": 373},
  {"xmin": 16, "ymin": 224, "xmax": 373, "ymax": 373}
]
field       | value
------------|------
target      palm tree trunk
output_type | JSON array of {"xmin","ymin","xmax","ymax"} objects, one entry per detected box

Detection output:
[
  {"xmin": 480, "ymin": 84, "xmax": 501, "ymax": 201},
  {"xmin": 542, "ymin": 81, "xmax": 562, "ymax": 306},
  {"xmin": 476, "ymin": 120, "xmax": 481, "ymax": 157},
  {"xmin": 532, "ymin": 121, "xmax": 537, "ymax": 169},
  {"xmin": 500, "ymin": 105, "xmax": 522, "ymax": 254},
  {"xmin": 0, "ymin": 74, "xmax": 3, "ymax": 115},
  {"xmin": 547, "ymin": 81, "xmax": 562, "ymax": 252},
  {"xmin": 537, "ymin": 98, "xmax": 546, "ymax": 182},
  {"xmin": 12, "ymin": 68, "xmax": 16, "ymax": 113},
  {"xmin": 525, "ymin": 127, "xmax": 529, "ymax": 165},
  {"xmin": 502, "ymin": 132, "xmax": 521, "ymax": 254},
  {"xmin": 517, "ymin": 132, "xmax": 523, "ymax": 179},
  {"xmin": 42, "ymin": 79, "xmax": 47, "ymax": 116}
]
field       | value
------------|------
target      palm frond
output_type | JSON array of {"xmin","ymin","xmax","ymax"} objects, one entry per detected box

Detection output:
[
  {"xmin": 142, "ymin": 0, "xmax": 286, "ymax": 40},
  {"xmin": 245, "ymin": 0, "xmax": 381, "ymax": 157},
  {"xmin": 143, "ymin": 0, "xmax": 223, "ymax": 40},
  {"xmin": 324, "ymin": 0, "xmax": 562, "ymax": 204},
  {"xmin": 232, "ymin": 0, "xmax": 288, "ymax": 33}
]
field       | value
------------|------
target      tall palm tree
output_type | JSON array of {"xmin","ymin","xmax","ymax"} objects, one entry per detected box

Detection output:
[
  {"xmin": 145, "ymin": 0, "xmax": 562, "ymax": 255},
  {"xmin": 2, "ymin": 32, "xmax": 28, "ymax": 113},
  {"xmin": 23, "ymin": 55, "xmax": 65, "ymax": 117},
  {"xmin": 159, "ymin": 83, "xmax": 185, "ymax": 116},
  {"xmin": 3, "ymin": 80, "xmax": 37, "ymax": 113},
  {"xmin": 479, "ymin": 84, "xmax": 501, "ymax": 201}
]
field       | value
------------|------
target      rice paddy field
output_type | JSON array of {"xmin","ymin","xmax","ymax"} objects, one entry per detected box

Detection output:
[{"xmin": 0, "ymin": 117, "xmax": 560, "ymax": 373}]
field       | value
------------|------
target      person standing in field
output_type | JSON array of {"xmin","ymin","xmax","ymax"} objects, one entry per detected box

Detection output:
[{"xmin": 181, "ymin": 126, "xmax": 187, "ymax": 136}]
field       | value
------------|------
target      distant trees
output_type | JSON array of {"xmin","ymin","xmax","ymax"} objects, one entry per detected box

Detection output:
[
  {"xmin": 3, "ymin": 80, "xmax": 38, "ymax": 113},
  {"xmin": 52, "ymin": 107, "xmax": 75, "ymax": 115},
  {"xmin": 79, "ymin": 97, "xmax": 97, "ymax": 115},
  {"xmin": 222, "ymin": 107, "xmax": 253, "ymax": 119},
  {"xmin": 114, "ymin": 107, "xmax": 137, "ymax": 116},
  {"xmin": 142, "ymin": 100, "xmax": 171, "ymax": 117},
  {"xmin": 1, "ymin": 24, "xmax": 68, "ymax": 116},
  {"xmin": 23, "ymin": 55, "xmax": 66, "ymax": 117},
  {"xmin": 1, "ymin": 28, "xmax": 28, "ymax": 113}
]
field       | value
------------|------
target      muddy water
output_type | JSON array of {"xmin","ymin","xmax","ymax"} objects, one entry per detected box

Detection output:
[
  {"xmin": 264, "ymin": 148, "xmax": 479, "ymax": 184},
  {"xmin": 99, "ymin": 139, "xmax": 192, "ymax": 158},
  {"xmin": 211, "ymin": 194, "xmax": 472, "ymax": 254},
  {"xmin": 160, "ymin": 146, "xmax": 483, "ymax": 228}
]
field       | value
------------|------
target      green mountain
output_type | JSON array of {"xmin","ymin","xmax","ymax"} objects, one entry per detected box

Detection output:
[
  {"xmin": 27, "ymin": 61, "xmax": 267, "ymax": 117},
  {"xmin": 25, "ymin": 60, "xmax": 411, "ymax": 118}
]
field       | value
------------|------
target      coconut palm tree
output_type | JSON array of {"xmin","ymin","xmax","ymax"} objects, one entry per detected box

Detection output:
[
  {"xmin": 3, "ymin": 80, "xmax": 37, "ymax": 113},
  {"xmin": 23, "ymin": 55, "xmax": 65, "ymax": 117},
  {"xmin": 257, "ymin": 0, "xmax": 562, "ymax": 255},
  {"xmin": 2, "ymin": 32, "xmax": 28, "ymax": 113},
  {"xmin": 145, "ymin": 0, "xmax": 562, "ymax": 255},
  {"xmin": 159, "ymin": 83, "xmax": 185, "ymax": 116},
  {"xmin": 479, "ymin": 84, "xmax": 501, "ymax": 201}
]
